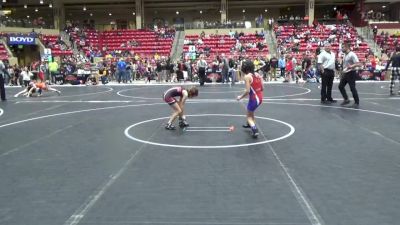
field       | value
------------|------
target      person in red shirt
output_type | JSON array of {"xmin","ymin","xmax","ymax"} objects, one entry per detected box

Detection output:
[
  {"xmin": 285, "ymin": 55, "xmax": 294, "ymax": 82},
  {"xmin": 237, "ymin": 60, "xmax": 264, "ymax": 138},
  {"xmin": 371, "ymin": 55, "xmax": 377, "ymax": 71}
]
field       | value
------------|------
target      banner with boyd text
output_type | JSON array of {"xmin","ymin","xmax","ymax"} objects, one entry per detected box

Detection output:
[{"xmin": 7, "ymin": 36, "xmax": 36, "ymax": 45}]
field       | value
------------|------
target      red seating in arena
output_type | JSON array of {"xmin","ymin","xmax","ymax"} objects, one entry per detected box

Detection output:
[
  {"xmin": 375, "ymin": 34, "xmax": 399, "ymax": 54},
  {"xmin": 40, "ymin": 34, "xmax": 73, "ymax": 56},
  {"xmin": 70, "ymin": 29, "xmax": 173, "ymax": 58},
  {"xmin": 274, "ymin": 24, "xmax": 370, "ymax": 62},
  {"xmin": 0, "ymin": 44, "xmax": 9, "ymax": 60},
  {"xmin": 183, "ymin": 34, "xmax": 268, "ymax": 62}
]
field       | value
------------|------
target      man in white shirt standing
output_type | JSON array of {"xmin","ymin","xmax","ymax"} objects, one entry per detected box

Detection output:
[
  {"xmin": 318, "ymin": 43, "xmax": 337, "ymax": 104},
  {"xmin": 196, "ymin": 55, "xmax": 207, "ymax": 86},
  {"xmin": 20, "ymin": 67, "xmax": 33, "ymax": 87},
  {"xmin": 339, "ymin": 42, "xmax": 362, "ymax": 107}
]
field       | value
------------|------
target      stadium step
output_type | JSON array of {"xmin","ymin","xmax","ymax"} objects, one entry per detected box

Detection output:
[{"xmin": 170, "ymin": 30, "xmax": 185, "ymax": 61}]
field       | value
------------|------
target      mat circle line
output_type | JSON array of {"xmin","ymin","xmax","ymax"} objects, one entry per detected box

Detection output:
[
  {"xmin": 15, "ymin": 86, "xmax": 114, "ymax": 100},
  {"xmin": 267, "ymin": 85, "xmax": 311, "ymax": 98},
  {"xmin": 47, "ymin": 86, "xmax": 114, "ymax": 99},
  {"xmin": 124, "ymin": 114, "xmax": 295, "ymax": 149},
  {"xmin": 0, "ymin": 108, "xmax": 3, "ymax": 117},
  {"xmin": 117, "ymin": 85, "xmax": 311, "ymax": 100}
]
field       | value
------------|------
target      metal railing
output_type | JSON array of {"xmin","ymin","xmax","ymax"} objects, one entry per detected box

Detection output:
[{"xmin": 0, "ymin": 18, "xmax": 54, "ymax": 29}]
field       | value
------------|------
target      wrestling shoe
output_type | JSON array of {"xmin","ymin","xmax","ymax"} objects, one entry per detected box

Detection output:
[
  {"xmin": 242, "ymin": 123, "xmax": 251, "ymax": 128},
  {"xmin": 179, "ymin": 120, "xmax": 189, "ymax": 128},
  {"xmin": 252, "ymin": 128, "xmax": 259, "ymax": 138},
  {"xmin": 165, "ymin": 124, "xmax": 176, "ymax": 130}
]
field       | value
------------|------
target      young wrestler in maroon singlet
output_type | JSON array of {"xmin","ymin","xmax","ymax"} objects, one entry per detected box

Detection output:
[{"xmin": 163, "ymin": 86, "xmax": 199, "ymax": 130}]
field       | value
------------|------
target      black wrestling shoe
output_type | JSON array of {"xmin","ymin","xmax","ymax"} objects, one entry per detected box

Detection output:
[
  {"xmin": 352, "ymin": 103, "xmax": 359, "ymax": 108},
  {"xmin": 165, "ymin": 124, "xmax": 176, "ymax": 130},
  {"xmin": 327, "ymin": 99, "xmax": 337, "ymax": 103},
  {"xmin": 242, "ymin": 123, "xmax": 251, "ymax": 128},
  {"xmin": 179, "ymin": 120, "xmax": 189, "ymax": 128},
  {"xmin": 252, "ymin": 128, "xmax": 259, "ymax": 138}
]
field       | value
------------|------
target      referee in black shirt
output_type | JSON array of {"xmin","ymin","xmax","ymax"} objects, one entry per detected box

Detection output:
[{"xmin": 385, "ymin": 46, "xmax": 400, "ymax": 95}]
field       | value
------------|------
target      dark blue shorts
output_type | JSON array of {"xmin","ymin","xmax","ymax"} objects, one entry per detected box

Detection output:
[{"xmin": 247, "ymin": 99, "xmax": 262, "ymax": 112}]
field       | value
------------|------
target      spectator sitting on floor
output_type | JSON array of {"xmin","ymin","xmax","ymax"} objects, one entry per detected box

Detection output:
[{"xmin": 305, "ymin": 68, "xmax": 317, "ymax": 83}]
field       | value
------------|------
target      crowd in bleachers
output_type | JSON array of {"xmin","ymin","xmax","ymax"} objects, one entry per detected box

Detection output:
[
  {"xmin": 40, "ymin": 34, "xmax": 73, "ymax": 56},
  {"xmin": 374, "ymin": 31, "xmax": 399, "ymax": 58},
  {"xmin": 0, "ymin": 43, "xmax": 9, "ymax": 60},
  {"xmin": 270, "ymin": 22, "xmax": 394, "ymax": 82},
  {"xmin": 275, "ymin": 23, "xmax": 369, "ymax": 63},
  {"xmin": 183, "ymin": 30, "xmax": 268, "ymax": 60},
  {"xmin": 65, "ymin": 23, "xmax": 175, "ymax": 62}
]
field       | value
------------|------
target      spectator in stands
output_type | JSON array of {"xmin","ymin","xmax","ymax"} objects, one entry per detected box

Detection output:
[
  {"xmin": 269, "ymin": 55, "xmax": 278, "ymax": 81},
  {"xmin": 305, "ymin": 67, "xmax": 317, "ymax": 82},
  {"xmin": 260, "ymin": 57, "xmax": 270, "ymax": 81},
  {"xmin": 20, "ymin": 67, "xmax": 33, "ymax": 87},
  {"xmin": 49, "ymin": 60, "xmax": 59, "ymax": 84},
  {"xmin": 381, "ymin": 50, "xmax": 389, "ymax": 62},
  {"xmin": 117, "ymin": 58, "xmax": 127, "ymax": 84},
  {"xmin": 6, "ymin": 65, "xmax": 14, "ymax": 86},
  {"xmin": 98, "ymin": 66, "xmax": 108, "ymax": 84},
  {"xmin": 234, "ymin": 31, "xmax": 239, "ymax": 40},
  {"xmin": 228, "ymin": 57, "xmax": 237, "ymax": 85},
  {"xmin": 200, "ymin": 31, "xmax": 205, "ymax": 39},
  {"xmin": 285, "ymin": 55, "xmax": 294, "ymax": 82},
  {"xmin": 185, "ymin": 58, "xmax": 193, "ymax": 81},
  {"xmin": 372, "ymin": 26, "xmax": 378, "ymax": 40},
  {"xmin": 278, "ymin": 54, "xmax": 286, "ymax": 79},
  {"xmin": 302, "ymin": 53, "xmax": 312, "ymax": 76},
  {"xmin": 126, "ymin": 60, "xmax": 133, "ymax": 83},
  {"xmin": 176, "ymin": 60, "xmax": 187, "ymax": 81},
  {"xmin": 229, "ymin": 30, "xmax": 235, "ymax": 39},
  {"xmin": 156, "ymin": 60, "xmax": 162, "ymax": 82},
  {"xmin": 197, "ymin": 55, "xmax": 207, "ymax": 86},
  {"xmin": 130, "ymin": 60, "xmax": 137, "ymax": 81},
  {"xmin": 221, "ymin": 54, "xmax": 230, "ymax": 83}
]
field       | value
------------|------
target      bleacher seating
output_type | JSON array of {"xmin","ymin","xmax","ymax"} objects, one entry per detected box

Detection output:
[
  {"xmin": 0, "ymin": 44, "xmax": 9, "ymax": 60},
  {"xmin": 375, "ymin": 34, "xmax": 399, "ymax": 54},
  {"xmin": 183, "ymin": 34, "xmax": 268, "ymax": 62},
  {"xmin": 70, "ymin": 29, "xmax": 173, "ymax": 58},
  {"xmin": 275, "ymin": 24, "xmax": 370, "ymax": 62},
  {"xmin": 40, "ymin": 34, "xmax": 73, "ymax": 56}
]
